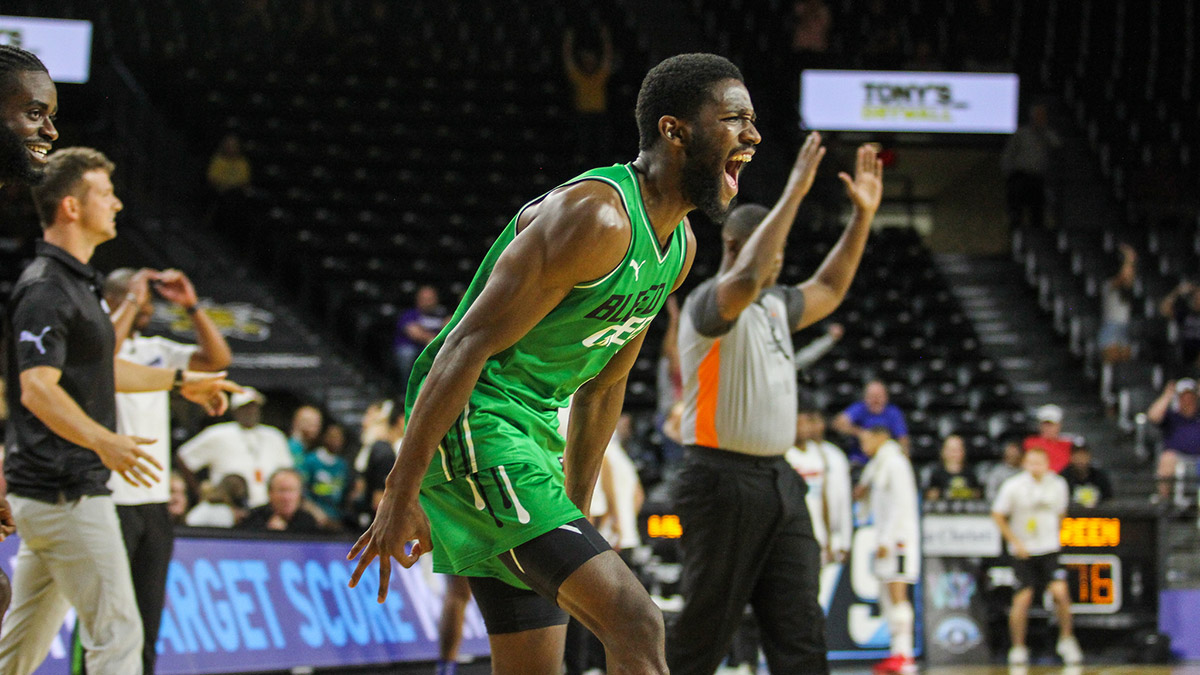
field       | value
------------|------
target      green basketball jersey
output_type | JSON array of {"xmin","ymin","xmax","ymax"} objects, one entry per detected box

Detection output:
[{"xmin": 406, "ymin": 163, "xmax": 688, "ymax": 487}]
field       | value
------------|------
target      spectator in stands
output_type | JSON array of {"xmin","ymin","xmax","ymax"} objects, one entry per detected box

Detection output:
[
  {"xmin": 1024, "ymin": 404, "xmax": 1073, "ymax": 473},
  {"xmin": 299, "ymin": 421, "xmax": 350, "ymax": 525},
  {"xmin": 1001, "ymin": 103, "xmax": 1061, "ymax": 230},
  {"xmin": 1146, "ymin": 379, "xmax": 1200, "ymax": 504},
  {"xmin": 984, "ymin": 438, "xmax": 1024, "ymax": 500},
  {"xmin": 287, "ymin": 404, "xmax": 323, "ymax": 466},
  {"xmin": 1159, "ymin": 280, "xmax": 1200, "ymax": 373},
  {"xmin": 1060, "ymin": 438, "xmax": 1113, "ymax": 508},
  {"xmin": 393, "ymin": 285, "xmax": 448, "ymax": 391},
  {"xmin": 167, "ymin": 472, "xmax": 191, "ymax": 525},
  {"xmin": 791, "ymin": 0, "xmax": 832, "ymax": 57},
  {"xmin": 924, "ymin": 435, "xmax": 982, "ymax": 501},
  {"xmin": 236, "ymin": 468, "xmax": 320, "ymax": 533},
  {"xmin": 206, "ymin": 133, "xmax": 252, "ymax": 233},
  {"xmin": 562, "ymin": 25, "xmax": 614, "ymax": 164},
  {"xmin": 833, "ymin": 379, "xmax": 910, "ymax": 456},
  {"xmin": 184, "ymin": 474, "xmax": 249, "ymax": 528},
  {"xmin": 206, "ymin": 133, "xmax": 251, "ymax": 196},
  {"xmin": 177, "ymin": 387, "xmax": 293, "ymax": 507},
  {"xmin": 353, "ymin": 400, "xmax": 404, "ymax": 528},
  {"xmin": 1100, "ymin": 243, "xmax": 1137, "ymax": 364}
]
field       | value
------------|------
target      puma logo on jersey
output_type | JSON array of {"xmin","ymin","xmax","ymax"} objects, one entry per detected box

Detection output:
[
  {"xmin": 629, "ymin": 259, "xmax": 644, "ymax": 281},
  {"xmin": 19, "ymin": 327, "xmax": 50, "ymax": 355}
]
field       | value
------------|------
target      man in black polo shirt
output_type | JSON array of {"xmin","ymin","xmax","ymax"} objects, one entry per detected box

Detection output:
[
  {"xmin": 0, "ymin": 44, "xmax": 59, "ymax": 625},
  {"xmin": 0, "ymin": 147, "xmax": 238, "ymax": 674}
]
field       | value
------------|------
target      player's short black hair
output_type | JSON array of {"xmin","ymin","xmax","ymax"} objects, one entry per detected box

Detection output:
[
  {"xmin": 0, "ymin": 45, "xmax": 49, "ymax": 99},
  {"xmin": 636, "ymin": 53, "xmax": 743, "ymax": 151}
]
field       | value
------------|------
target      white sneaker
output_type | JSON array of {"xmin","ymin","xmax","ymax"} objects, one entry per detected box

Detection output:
[
  {"xmin": 1007, "ymin": 645, "xmax": 1029, "ymax": 665},
  {"xmin": 1057, "ymin": 636, "xmax": 1083, "ymax": 665}
]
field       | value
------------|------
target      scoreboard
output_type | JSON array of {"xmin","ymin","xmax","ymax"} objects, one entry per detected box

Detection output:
[{"xmin": 921, "ymin": 504, "xmax": 1161, "ymax": 663}]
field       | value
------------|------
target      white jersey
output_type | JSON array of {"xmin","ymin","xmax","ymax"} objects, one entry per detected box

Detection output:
[
  {"xmin": 108, "ymin": 334, "xmax": 196, "ymax": 505},
  {"xmin": 862, "ymin": 440, "xmax": 920, "ymax": 551},
  {"xmin": 991, "ymin": 470, "xmax": 1069, "ymax": 556},
  {"xmin": 784, "ymin": 439, "xmax": 853, "ymax": 552},
  {"xmin": 177, "ymin": 421, "xmax": 293, "ymax": 507}
]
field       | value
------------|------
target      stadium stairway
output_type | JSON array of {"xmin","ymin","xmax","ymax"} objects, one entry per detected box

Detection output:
[{"xmin": 937, "ymin": 254, "xmax": 1136, "ymax": 476}]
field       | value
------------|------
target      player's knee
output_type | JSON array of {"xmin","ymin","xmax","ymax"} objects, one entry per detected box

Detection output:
[{"xmin": 608, "ymin": 587, "xmax": 664, "ymax": 648}]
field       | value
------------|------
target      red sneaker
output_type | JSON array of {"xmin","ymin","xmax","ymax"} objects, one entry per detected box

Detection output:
[{"xmin": 873, "ymin": 654, "xmax": 917, "ymax": 674}]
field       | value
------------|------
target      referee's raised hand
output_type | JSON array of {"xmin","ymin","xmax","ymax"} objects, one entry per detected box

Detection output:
[{"xmin": 95, "ymin": 434, "xmax": 164, "ymax": 488}]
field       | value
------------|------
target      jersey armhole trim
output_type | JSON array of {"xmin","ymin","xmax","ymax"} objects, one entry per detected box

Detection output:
[{"xmin": 568, "ymin": 175, "xmax": 635, "ymax": 289}]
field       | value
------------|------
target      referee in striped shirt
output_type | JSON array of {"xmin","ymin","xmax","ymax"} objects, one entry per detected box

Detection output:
[{"xmin": 669, "ymin": 136, "xmax": 882, "ymax": 674}]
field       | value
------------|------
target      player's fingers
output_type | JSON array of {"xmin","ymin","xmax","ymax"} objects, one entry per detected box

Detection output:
[
  {"xmin": 119, "ymin": 470, "xmax": 138, "ymax": 487},
  {"xmin": 859, "ymin": 145, "xmax": 872, "ymax": 174},
  {"xmin": 348, "ymin": 547, "xmax": 378, "ymax": 588},
  {"xmin": 137, "ymin": 448, "xmax": 164, "ymax": 471},
  {"xmin": 838, "ymin": 172, "xmax": 854, "ymax": 192},
  {"xmin": 377, "ymin": 557, "xmax": 392, "ymax": 603},
  {"xmin": 130, "ymin": 463, "xmax": 158, "ymax": 488},
  {"xmin": 347, "ymin": 530, "xmax": 372, "ymax": 561},
  {"xmin": 876, "ymin": 157, "xmax": 884, "ymax": 177},
  {"xmin": 132, "ymin": 436, "xmax": 156, "ymax": 445}
]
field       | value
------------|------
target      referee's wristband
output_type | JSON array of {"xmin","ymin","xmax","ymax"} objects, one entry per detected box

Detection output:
[
  {"xmin": 184, "ymin": 304, "xmax": 199, "ymax": 316},
  {"xmin": 172, "ymin": 368, "xmax": 185, "ymax": 391}
]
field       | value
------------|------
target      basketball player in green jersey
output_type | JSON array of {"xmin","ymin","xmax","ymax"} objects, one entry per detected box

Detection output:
[{"xmin": 349, "ymin": 54, "xmax": 758, "ymax": 674}]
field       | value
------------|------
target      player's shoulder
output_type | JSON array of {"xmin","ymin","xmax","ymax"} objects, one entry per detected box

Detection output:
[{"xmin": 538, "ymin": 179, "xmax": 632, "ymax": 241}]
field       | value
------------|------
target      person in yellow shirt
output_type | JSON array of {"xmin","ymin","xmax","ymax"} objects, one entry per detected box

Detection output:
[
  {"xmin": 563, "ymin": 26, "xmax": 613, "ymax": 164},
  {"xmin": 207, "ymin": 133, "xmax": 251, "ymax": 194}
]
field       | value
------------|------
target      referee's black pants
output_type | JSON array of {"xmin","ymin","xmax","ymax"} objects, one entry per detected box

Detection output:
[
  {"xmin": 667, "ymin": 446, "xmax": 828, "ymax": 675},
  {"xmin": 118, "ymin": 503, "xmax": 175, "ymax": 675}
]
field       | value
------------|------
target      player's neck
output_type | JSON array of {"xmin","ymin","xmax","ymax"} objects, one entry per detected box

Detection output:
[{"xmin": 631, "ymin": 151, "xmax": 692, "ymax": 244}]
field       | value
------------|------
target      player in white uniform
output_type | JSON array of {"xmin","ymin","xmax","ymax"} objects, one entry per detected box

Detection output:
[
  {"xmin": 991, "ymin": 446, "xmax": 1082, "ymax": 666},
  {"xmin": 858, "ymin": 426, "xmax": 920, "ymax": 675},
  {"xmin": 785, "ymin": 408, "xmax": 852, "ymax": 563}
]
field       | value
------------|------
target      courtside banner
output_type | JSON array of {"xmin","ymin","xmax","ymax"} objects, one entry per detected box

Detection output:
[
  {"xmin": 0, "ymin": 534, "xmax": 489, "ymax": 674},
  {"xmin": 800, "ymin": 70, "xmax": 1019, "ymax": 134},
  {"xmin": 0, "ymin": 16, "xmax": 92, "ymax": 84}
]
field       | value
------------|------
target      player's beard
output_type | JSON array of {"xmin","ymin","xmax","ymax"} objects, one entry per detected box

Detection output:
[
  {"xmin": 0, "ymin": 124, "xmax": 45, "ymax": 185},
  {"xmin": 681, "ymin": 130, "xmax": 735, "ymax": 224}
]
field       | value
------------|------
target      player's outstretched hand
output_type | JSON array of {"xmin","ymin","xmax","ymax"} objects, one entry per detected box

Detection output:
[
  {"xmin": 179, "ymin": 371, "xmax": 242, "ymax": 416},
  {"xmin": 786, "ymin": 131, "xmax": 827, "ymax": 198},
  {"xmin": 838, "ymin": 144, "xmax": 884, "ymax": 218},
  {"xmin": 347, "ymin": 490, "xmax": 434, "ymax": 603}
]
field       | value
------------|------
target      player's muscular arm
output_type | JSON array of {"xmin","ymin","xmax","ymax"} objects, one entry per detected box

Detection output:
[
  {"xmin": 389, "ymin": 183, "xmax": 630, "ymax": 501},
  {"xmin": 715, "ymin": 132, "xmax": 825, "ymax": 321},
  {"xmin": 565, "ymin": 329, "xmax": 649, "ymax": 514},
  {"xmin": 793, "ymin": 144, "xmax": 883, "ymax": 331}
]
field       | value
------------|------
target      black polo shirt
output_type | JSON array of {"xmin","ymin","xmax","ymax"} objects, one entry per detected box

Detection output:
[{"xmin": 4, "ymin": 240, "xmax": 115, "ymax": 502}]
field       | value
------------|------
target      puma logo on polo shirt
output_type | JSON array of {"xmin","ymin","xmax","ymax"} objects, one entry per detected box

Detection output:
[{"xmin": 19, "ymin": 326, "xmax": 51, "ymax": 355}]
